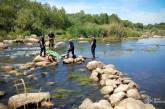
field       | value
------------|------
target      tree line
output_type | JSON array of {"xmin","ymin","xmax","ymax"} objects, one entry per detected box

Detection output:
[{"xmin": 0, "ymin": 0, "xmax": 165, "ymax": 40}]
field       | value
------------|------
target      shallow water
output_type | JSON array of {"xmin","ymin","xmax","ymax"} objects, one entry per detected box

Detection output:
[{"xmin": 0, "ymin": 38, "xmax": 165, "ymax": 109}]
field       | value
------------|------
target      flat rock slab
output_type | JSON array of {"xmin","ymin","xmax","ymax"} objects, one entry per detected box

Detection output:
[{"xmin": 8, "ymin": 92, "xmax": 50, "ymax": 109}]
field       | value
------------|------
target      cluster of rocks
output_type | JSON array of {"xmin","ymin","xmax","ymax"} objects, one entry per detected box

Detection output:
[
  {"xmin": 63, "ymin": 56, "xmax": 86, "ymax": 64},
  {"xmin": 79, "ymin": 60, "xmax": 156, "ymax": 109}
]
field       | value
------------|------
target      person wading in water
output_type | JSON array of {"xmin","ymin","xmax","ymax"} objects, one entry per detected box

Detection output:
[
  {"xmin": 67, "ymin": 39, "xmax": 76, "ymax": 58},
  {"xmin": 39, "ymin": 35, "xmax": 46, "ymax": 57},
  {"xmin": 90, "ymin": 35, "xmax": 96, "ymax": 60}
]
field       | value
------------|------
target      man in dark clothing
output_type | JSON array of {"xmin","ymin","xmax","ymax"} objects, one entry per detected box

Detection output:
[
  {"xmin": 91, "ymin": 35, "xmax": 96, "ymax": 60},
  {"xmin": 67, "ymin": 39, "xmax": 76, "ymax": 58},
  {"xmin": 48, "ymin": 32, "xmax": 55, "ymax": 48},
  {"xmin": 39, "ymin": 36, "xmax": 46, "ymax": 57}
]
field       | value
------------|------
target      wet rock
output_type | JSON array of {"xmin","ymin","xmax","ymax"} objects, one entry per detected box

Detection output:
[
  {"xmin": 114, "ymin": 98, "xmax": 156, "ymax": 109},
  {"xmin": 0, "ymin": 42, "xmax": 8, "ymax": 50},
  {"xmin": 0, "ymin": 65, "xmax": 15, "ymax": 72},
  {"xmin": 46, "ymin": 82, "xmax": 55, "ymax": 86},
  {"xmin": 27, "ymin": 74, "xmax": 37, "ymax": 80},
  {"xmin": 114, "ymin": 84, "xmax": 129, "ymax": 93},
  {"xmin": 100, "ymin": 86, "xmax": 114, "ymax": 95},
  {"xmin": 0, "ymin": 103, "xmax": 8, "ymax": 109},
  {"xmin": 0, "ymin": 91, "xmax": 5, "ymax": 97},
  {"xmin": 109, "ymin": 91, "xmax": 126, "ymax": 106},
  {"xmin": 54, "ymin": 41, "xmax": 65, "ymax": 49},
  {"xmin": 86, "ymin": 61, "xmax": 104, "ymax": 70},
  {"xmin": 127, "ymin": 88, "xmax": 141, "ymax": 99},
  {"xmin": 79, "ymin": 98, "xmax": 93, "ymax": 109},
  {"xmin": 8, "ymin": 92, "xmax": 50, "ymax": 109},
  {"xmin": 90, "ymin": 70, "xmax": 99, "ymax": 82}
]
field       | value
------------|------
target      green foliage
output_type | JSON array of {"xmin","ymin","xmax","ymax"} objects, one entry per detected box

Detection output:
[{"xmin": 0, "ymin": 0, "xmax": 164, "ymax": 40}]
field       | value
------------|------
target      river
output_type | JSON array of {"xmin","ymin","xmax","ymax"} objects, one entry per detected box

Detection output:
[{"xmin": 0, "ymin": 37, "xmax": 165, "ymax": 109}]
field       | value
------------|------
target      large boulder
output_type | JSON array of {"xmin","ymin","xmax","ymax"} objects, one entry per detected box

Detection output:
[
  {"xmin": 114, "ymin": 98, "xmax": 156, "ymax": 109},
  {"xmin": 86, "ymin": 61, "xmax": 104, "ymax": 70},
  {"xmin": 79, "ymin": 98, "xmax": 93, "ymax": 109},
  {"xmin": 8, "ymin": 92, "xmax": 50, "ymax": 109},
  {"xmin": 54, "ymin": 41, "xmax": 65, "ymax": 49},
  {"xmin": 127, "ymin": 88, "xmax": 141, "ymax": 99},
  {"xmin": 105, "ymin": 79, "xmax": 121, "ymax": 88},
  {"xmin": 114, "ymin": 84, "xmax": 129, "ymax": 93},
  {"xmin": 0, "ymin": 65, "xmax": 15, "ymax": 72},
  {"xmin": 0, "ymin": 42, "xmax": 8, "ymax": 50},
  {"xmin": 109, "ymin": 91, "xmax": 126, "ymax": 106},
  {"xmin": 100, "ymin": 86, "xmax": 114, "ymax": 95}
]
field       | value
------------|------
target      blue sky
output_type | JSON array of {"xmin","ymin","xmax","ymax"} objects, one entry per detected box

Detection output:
[{"xmin": 36, "ymin": 0, "xmax": 165, "ymax": 24}]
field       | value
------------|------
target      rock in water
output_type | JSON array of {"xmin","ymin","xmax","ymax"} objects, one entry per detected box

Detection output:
[
  {"xmin": 100, "ymin": 86, "xmax": 114, "ymax": 95},
  {"xmin": 127, "ymin": 88, "xmax": 141, "ymax": 99},
  {"xmin": 79, "ymin": 98, "xmax": 93, "ymax": 109},
  {"xmin": 109, "ymin": 91, "xmax": 126, "ymax": 106},
  {"xmin": 54, "ymin": 41, "xmax": 65, "ymax": 49},
  {"xmin": 63, "ymin": 58, "xmax": 74, "ymax": 64},
  {"xmin": 114, "ymin": 84, "xmax": 129, "ymax": 93},
  {"xmin": 86, "ymin": 61, "xmax": 104, "ymax": 70},
  {"xmin": 8, "ymin": 92, "xmax": 50, "ymax": 109},
  {"xmin": 24, "ymin": 37, "xmax": 39, "ymax": 43},
  {"xmin": 114, "ymin": 98, "xmax": 156, "ymax": 109}
]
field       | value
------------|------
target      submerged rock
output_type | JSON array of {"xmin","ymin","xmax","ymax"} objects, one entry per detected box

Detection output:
[{"xmin": 8, "ymin": 92, "xmax": 50, "ymax": 109}]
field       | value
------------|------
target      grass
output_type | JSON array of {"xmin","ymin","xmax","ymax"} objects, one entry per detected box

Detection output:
[{"xmin": 68, "ymin": 72, "xmax": 91, "ymax": 86}]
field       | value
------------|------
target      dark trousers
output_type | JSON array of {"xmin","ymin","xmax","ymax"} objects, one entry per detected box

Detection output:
[
  {"xmin": 91, "ymin": 46, "xmax": 96, "ymax": 59},
  {"xmin": 40, "ymin": 46, "xmax": 46, "ymax": 57},
  {"xmin": 67, "ymin": 48, "xmax": 75, "ymax": 58}
]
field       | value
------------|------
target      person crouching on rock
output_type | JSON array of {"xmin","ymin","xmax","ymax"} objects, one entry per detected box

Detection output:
[
  {"xmin": 91, "ymin": 35, "xmax": 96, "ymax": 60},
  {"xmin": 67, "ymin": 39, "xmax": 76, "ymax": 58},
  {"xmin": 39, "ymin": 35, "xmax": 46, "ymax": 57}
]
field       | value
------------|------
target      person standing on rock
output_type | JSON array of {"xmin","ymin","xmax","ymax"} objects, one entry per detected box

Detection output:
[
  {"xmin": 67, "ymin": 39, "xmax": 76, "ymax": 58},
  {"xmin": 48, "ymin": 32, "xmax": 55, "ymax": 48},
  {"xmin": 39, "ymin": 35, "xmax": 46, "ymax": 57},
  {"xmin": 91, "ymin": 35, "xmax": 96, "ymax": 60}
]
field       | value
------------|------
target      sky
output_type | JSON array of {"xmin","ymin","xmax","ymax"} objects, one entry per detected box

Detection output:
[{"xmin": 36, "ymin": 0, "xmax": 165, "ymax": 24}]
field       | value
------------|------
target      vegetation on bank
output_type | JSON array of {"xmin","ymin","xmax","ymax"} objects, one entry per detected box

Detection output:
[{"xmin": 0, "ymin": 0, "xmax": 165, "ymax": 41}]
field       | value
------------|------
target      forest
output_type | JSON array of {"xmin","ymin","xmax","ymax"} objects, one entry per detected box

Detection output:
[{"xmin": 0, "ymin": 0, "xmax": 165, "ymax": 41}]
